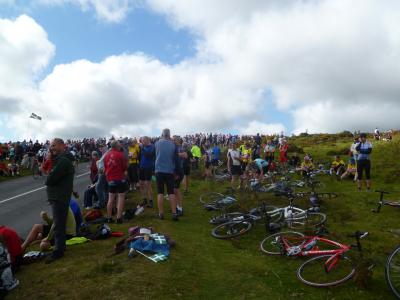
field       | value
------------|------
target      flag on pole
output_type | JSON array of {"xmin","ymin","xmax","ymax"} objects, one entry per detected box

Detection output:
[{"xmin": 29, "ymin": 113, "xmax": 42, "ymax": 120}]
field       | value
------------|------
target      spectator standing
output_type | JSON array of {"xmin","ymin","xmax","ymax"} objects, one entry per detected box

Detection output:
[
  {"xmin": 139, "ymin": 136, "xmax": 155, "ymax": 208},
  {"xmin": 90, "ymin": 151, "xmax": 99, "ymax": 184},
  {"xmin": 155, "ymin": 129, "xmax": 179, "ymax": 221},
  {"xmin": 191, "ymin": 144, "xmax": 201, "ymax": 170},
  {"xmin": 127, "ymin": 139, "xmax": 140, "ymax": 191},
  {"xmin": 355, "ymin": 133, "xmax": 373, "ymax": 191},
  {"xmin": 44, "ymin": 138, "xmax": 74, "ymax": 263},
  {"xmin": 279, "ymin": 139, "xmax": 289, "ymax": 172},
  {"xmin": 181, "ymin": 142, "xmax": 192, "ymax": 194},
  {"xmin": 104, "ymin": 140, "xmax": 128, "ymax": 224}
]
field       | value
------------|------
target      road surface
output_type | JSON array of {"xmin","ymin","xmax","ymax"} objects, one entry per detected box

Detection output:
[{"xmin": 0, "ymin": 163, "xmax": 91, "ymax": 237}]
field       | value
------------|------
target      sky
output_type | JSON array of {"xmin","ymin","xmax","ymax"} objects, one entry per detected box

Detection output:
[{"xmin": 0, "ymin": 0, "xmax": 399, "ymax": 142}]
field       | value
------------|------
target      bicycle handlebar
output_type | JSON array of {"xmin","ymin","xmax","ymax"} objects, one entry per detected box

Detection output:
[{"xmin": 348, "ymin": 231, "xmax": 368, "ymax": 239}]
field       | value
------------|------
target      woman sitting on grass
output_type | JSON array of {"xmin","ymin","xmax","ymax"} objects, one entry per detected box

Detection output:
[
  {"xmin": 297, "ymin": 156, "xmax": 314, "ymax": 177},
  {"xmin": 340, "ymin": 158, "xmax": 357, "ymax": 181}
]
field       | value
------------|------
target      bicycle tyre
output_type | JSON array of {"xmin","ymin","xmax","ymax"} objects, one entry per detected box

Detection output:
[
  {"xmin": 211, "ymin": 221, "xmax": 252, "ymax": 239},
  {"xmin": 386, "ymin": 245, "xmax": 400, "ymax": 299},
  {"xmin": 260, "ymin": 231, "xmax": 305, "ymax": 255},
  {"xmin": 297, "ymin": 255, "xmax": 355, "ymax": 287},
  {"xmin": 287, "ymin": 212, "xmax": 327, "ymax": 229},
  {"xmin": 199, "ymin": 192, "xmax": 225, "ymax": 204},
  {"xmin": 209, "ymin": 213, "xmax": 245, "ymax": 225}
]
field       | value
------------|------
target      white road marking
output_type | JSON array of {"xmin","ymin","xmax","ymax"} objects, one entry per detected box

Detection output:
[
  {"xmin": 0, "ymin": 171, "xmax": 90, "ymax": 204},
  {"xmin": 76, "ymin": 171, "xmax": 90, "ymax": 178},
  {"xmin": 0, "ymin": 186, "xmax": 46, "ymax": 204}
]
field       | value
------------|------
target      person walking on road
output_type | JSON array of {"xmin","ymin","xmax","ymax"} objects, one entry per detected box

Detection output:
[{"xmin": 44, "ymin": 138, "xmax": 75, "ymax": 263}]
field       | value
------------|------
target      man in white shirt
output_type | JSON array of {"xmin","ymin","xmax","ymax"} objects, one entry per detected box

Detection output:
[{"xmin": 227, "ymin": 143, "xmax": 243, "ymax": 190}]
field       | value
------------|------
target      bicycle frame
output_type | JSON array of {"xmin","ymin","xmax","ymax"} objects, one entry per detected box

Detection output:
[
  {"xmin": 281, "ymin": 235, "xmax": 351, "ymax": 272},
  {"xmin": 373, "ymin": 190, "xmax": 400, "ymax": 213}
]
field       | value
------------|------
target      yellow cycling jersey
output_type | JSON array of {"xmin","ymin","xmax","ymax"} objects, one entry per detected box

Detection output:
[
  {"xmin": 241, "ymin": 147, "xmax": 251, "ymax": 163},
  {"xmin": 128, "ymin": 144, "xmax": 140, "ymax": 164},
  {"xmin": 347, "ymin": 163, "xmax": 356, "ymax": 173},
  {"xmin": 331, "ymin": 160, "xmax": 345, "ymax": 168},
  {"xmin": 301, "ymin": 161, "xmax": 314, "ymax": 170}
]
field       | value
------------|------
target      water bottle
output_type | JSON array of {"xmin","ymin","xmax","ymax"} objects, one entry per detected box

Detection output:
[{"xmin": 304, "ymin": 238, "xmax": 317, "ymax": 251}]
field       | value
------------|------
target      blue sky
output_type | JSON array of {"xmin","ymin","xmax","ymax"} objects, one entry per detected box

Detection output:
[{"xmin": 0, "ymin": 1, "xmax": 302, "ymax": 141}]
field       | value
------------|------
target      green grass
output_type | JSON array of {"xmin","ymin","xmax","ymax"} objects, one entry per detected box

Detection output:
[
  {"xmin": 0, "ymin": 162, "xmax": 31, "ymax": 183},
  {"xmin": 8, "ymin": 135, "xmax": 400, "ymax": 300}
]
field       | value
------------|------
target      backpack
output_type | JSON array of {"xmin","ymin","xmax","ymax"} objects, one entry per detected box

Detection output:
[
  {"xmin": 0, "ymin": 242, "xmax": 19, "ymax": 292},
  {"xmin": 84, "ymin": 209, "xmax": 103, "ymax": 222}
]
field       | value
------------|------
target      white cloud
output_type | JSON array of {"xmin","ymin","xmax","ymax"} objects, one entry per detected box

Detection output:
[
  {"xmin": 38, "ymin": 0, "xmax": 134, "ymax": 23},
  {"xmin": 146, "ymin": 0, "xmax": 400, "ymax": 133},
  {"xmin": 238, "ymin": 121, "xmax": 285, "ymax": 136},
  {"xmin": 0, "ymin": 15, "xmax": 54, "ymax": 139},
  {"xmin": 2, "ymin": 1, "xmax": 400, "ymax": 140}
]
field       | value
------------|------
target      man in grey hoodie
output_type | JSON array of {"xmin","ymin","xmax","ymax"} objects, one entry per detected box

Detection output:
[{"xmin": 155, "ymin": 129, "xmax": 179, "ymax": 221}]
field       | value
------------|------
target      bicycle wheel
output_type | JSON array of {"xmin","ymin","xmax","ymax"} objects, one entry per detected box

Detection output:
[
  {"xmin": 211, "ymin": 221, "xmax": 252, "ymax": 239},
  {"xmin": 316, "ymin": 192, "xmax": 338, "ymax": 199},
  {"xmin": 209, "ymin": 213, "xmax": 244, "ymax": 225},
  {"xmin": 287, "ymin": 212, "xmax": 327, "ymax": 229},
  {"xmin": 297, "ymin": 254, "xmax": 355, "ymax": 287},
  {"xmin": 386, "ymin": 245, "xmax": 400, "ymax": 298},
  {"xmin": 199, "ymin": 192, "xmax": 225, "ymax": 204},
  {"xmin": 260, "ymin": 231, "xmax": 305, "ymax": 255}
]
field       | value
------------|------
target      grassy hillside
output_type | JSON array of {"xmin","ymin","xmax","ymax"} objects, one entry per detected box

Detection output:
[{"xmin": 8, "ymin": 134, "xmax": 400, "ymax": 300}]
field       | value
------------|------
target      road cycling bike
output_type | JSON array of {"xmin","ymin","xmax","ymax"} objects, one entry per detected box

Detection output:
[
  {"xmin": 386, "ymin": 245, "xmax": 400, "ymax": 298},
  {"xmin": 210, "ymin": 198, "xmax": 326, "ymax": 239},
  {"xmin": 260, "ymin": 230, "xmax": 368, "ymax": 287},
  {"xmin": 372, "ymin": 190, "xmax": 400, "ymax": 213}
]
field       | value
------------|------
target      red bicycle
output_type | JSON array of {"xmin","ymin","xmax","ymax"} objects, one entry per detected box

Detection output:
[{"xmin": 260, "ymin": 230, "xmax": 368, "ymax": 287}]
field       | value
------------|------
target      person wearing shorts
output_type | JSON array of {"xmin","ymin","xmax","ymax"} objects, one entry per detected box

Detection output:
[
  {"xmin": 355, "ymin": 133, "xmax": 372, "ymax": 190},
  {"xmin": 173, "ymin": 136, "xmax": 187, "ymax": 216},
  {"xmin": 127, "ymin": 139, "xmax": 140, "ymax": 191},
  {"xmin": 104, "ymin": 140, "xmax": 128, "ymax": 224},
  {"xmin": 227, "ymin": 144, "xmax": 243, "ymax": 190},
  {"xmin": 155, "ymin": 129, "xmax": 179, "ymax": 221},
  {"xmin": 139, "ymin": 137, "xmax": 155, "ymax": 208},
  {"xmin": 181, "ymin": 142, "xmax": 192, "ymax": 194},
  {"xmin": 279, "ymin": 139, "xmax": 289, "ymax": 171}
]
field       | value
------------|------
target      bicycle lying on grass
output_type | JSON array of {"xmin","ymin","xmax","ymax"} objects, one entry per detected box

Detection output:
[
  {"xmin": 386, "ymin": 245, "xmax": 400, "ymax": 299},
  {"xmin": 199, "ymin": 192, "xmax": 237, "ymax": 211},
  {"xmin": 371, "ymin": 190, "xmax": 400, "ymax": 213},
  {"xmin": 260, "ymin": 230, "xmax": 368, "ymax": 287},
  {"xmin": 210, "ymin": 197, "xmax": 326, "ymax": 239}
]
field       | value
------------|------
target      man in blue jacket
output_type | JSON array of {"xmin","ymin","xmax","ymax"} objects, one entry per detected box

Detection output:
[
  {"xmin": 355, "ymin": 133, "xmax": 372, "ymax": 191},
  {"xmin": 155, "ymin": 129, "xmax": 179, "ymax": 221}
]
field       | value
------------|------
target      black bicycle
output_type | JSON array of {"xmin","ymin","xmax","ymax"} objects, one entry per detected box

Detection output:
[{"xmin": 372, "ymin": 190, "xmax": 400, "ymax": 213}]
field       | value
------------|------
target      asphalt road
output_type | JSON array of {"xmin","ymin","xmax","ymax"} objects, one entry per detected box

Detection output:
[{"xmin": 0, "ymin": 163, "xmax": 91, "ymax": 237}]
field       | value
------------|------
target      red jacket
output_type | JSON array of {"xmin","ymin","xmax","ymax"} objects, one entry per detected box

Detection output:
[
  {"xmin": 0, "ymin": 226, "xmax": 22, "ymax": 265},
  {"xmin": 104, "ymin": 149, "xmax": 127, "ymax": 182},
  {"xmin": 90, "ymin": 158, "xmax": 99, "ymax": 183}
]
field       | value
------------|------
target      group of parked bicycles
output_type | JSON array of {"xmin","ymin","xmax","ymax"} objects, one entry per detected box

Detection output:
[{"xmin": 199, "ymin": 170, "xmax": 400, "ymax": 297}]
